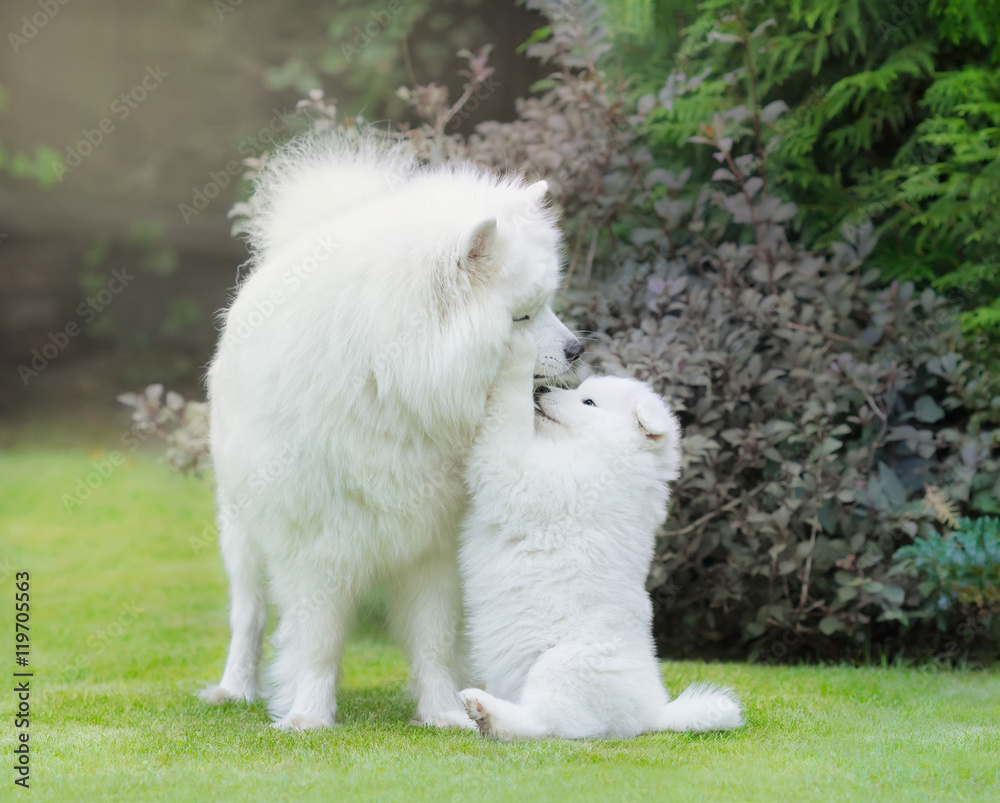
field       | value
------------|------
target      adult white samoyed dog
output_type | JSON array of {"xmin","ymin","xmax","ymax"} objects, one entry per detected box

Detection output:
[
  {"xmin": 456, "ymin": 333, "xmax": 743, "ymax": 739},
  {"xmin": 201, "ymin": 132, "xmax": 582, "ymax": 730}
]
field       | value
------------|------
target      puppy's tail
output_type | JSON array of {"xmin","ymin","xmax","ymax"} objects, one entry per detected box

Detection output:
[
  {"xmin": 655, "ymin": 682, "xmax": 743, "ymax": 733},
  {"xmin": 245, "ymin": 128, "xmax": 417, "ymax": 260}
]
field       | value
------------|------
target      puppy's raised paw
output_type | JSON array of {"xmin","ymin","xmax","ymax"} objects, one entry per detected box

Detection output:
[{"xmin": 459, "ymin": 688, "xmax": 496, "ymax": 738}]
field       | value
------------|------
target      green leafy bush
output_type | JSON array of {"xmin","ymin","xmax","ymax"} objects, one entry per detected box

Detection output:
[
  {"xmin": 875, "ymin": 66, "xmax": 1000, "ymax": 333},
  {"xmin": 895, "ymin": 517, "xmax": 1000, "ymax": 611},
  {"xmin": 621, "ymin": 0, "xmax": 1000, "ymax": 334}
]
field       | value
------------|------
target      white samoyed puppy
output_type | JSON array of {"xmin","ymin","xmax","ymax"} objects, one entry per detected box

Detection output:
[
  {"xmin": 202, "ymin": 131, "xmax": 582, "ymax": 730},
  {"xmin": 456, "ymin": 332, "xmax": 744, "ymax": 739}
]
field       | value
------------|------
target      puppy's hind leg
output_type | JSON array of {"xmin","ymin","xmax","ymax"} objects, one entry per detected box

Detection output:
[
  {"xmin": 199, "ymin": 511, "xmax": 266, "ymax": 704},
  {"xmin": 459, "ymin": 689, "xmax": 549, "ymax": 741}
]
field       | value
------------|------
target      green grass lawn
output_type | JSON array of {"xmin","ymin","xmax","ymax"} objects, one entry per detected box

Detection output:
[{"xmin": 1, "ymin": 446, "xmax": 998, "ymax": 802}]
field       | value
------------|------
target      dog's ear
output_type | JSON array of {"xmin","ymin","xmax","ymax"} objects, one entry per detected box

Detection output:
[
  {"xmin": 524, "ymin": 180, "xmax": 549, "ymax": 206},
  {"xmin": 634, "ymin": 398, "xmax": 670, "ymax": 443},
  {"xmin": 459, "ymin": 218, "xmax": 500, "ymax": 275}
]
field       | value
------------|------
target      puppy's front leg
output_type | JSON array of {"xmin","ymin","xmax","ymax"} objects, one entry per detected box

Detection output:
[{"xmin": 476, "ymin": 330, "xmax": 538, "ymax": 456}]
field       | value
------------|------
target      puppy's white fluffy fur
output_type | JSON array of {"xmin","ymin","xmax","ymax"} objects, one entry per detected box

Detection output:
[
  {"xmin": 456, "ymin": 333, "xmax": 743, "ymax": 739},
  {"xmin": 202, "ymin": 131, "xmax": 581, "ymax": 730}
]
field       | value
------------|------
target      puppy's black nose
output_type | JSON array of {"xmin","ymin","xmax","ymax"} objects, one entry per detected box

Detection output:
[
  {"xmin": 564, "ymin": 340, "xmax": 584, "ymax": 362},
  {"xmin": 535, "ymin": 386, "xmax": 551, "ymax": 395}
]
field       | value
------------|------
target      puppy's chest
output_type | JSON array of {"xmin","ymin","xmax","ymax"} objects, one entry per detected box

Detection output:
[
  {"xmin": 508, "ymin": 525, "xmax": 646, "ymax": 573},
  {"xmin": 488, "ymin": 531, "xmax": 635, "ymax": 605},
  {"xmin": 474, "ymin": 542, "xmax": 652, "ymax": 647}
]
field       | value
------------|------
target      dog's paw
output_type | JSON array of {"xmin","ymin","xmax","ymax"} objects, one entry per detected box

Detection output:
[
  {"xmin": 458, "ymin": 689, "xmax": 496, "ymax": 738},
  {"xmin": 270, "ymin": 713, "xmax": 332, "ymax": 731},
  {"xmin": 421, "ymin": 709, "xmax": 478, "ymax": 730},
  {"xmin": 198, "ymin": 684, "xmax": 256, "ymax": 705}
]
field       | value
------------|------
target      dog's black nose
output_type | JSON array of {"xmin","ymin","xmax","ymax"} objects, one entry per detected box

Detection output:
[
  {"xmin": 535, "ymin": 385, "xmax": 551, "ymax": 395},
  {"xmin": 564, "ymin": 340, "xmax": 584, "ymax": 362}
]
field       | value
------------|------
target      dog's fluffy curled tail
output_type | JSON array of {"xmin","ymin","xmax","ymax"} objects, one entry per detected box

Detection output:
[
  {"xmin": 245, "ymin": 129, "xmax": 417, "ymax": 260},
  {"xmin": 656, "ymin": 682, "xmax": 744, "ymax": 733}
]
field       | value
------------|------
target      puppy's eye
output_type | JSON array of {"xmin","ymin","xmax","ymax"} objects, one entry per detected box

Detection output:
[
  {"xmin": 583, "ymin": 399, "xmax": 596, "ymax": 407},
  {"xmin": 513, "ymin": 315, "xmax": 530, "ymax": 322}
]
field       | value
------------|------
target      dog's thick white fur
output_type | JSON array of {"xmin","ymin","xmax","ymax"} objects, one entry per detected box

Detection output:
[
  {"xmin": 456, "ymin": 333, "xmax": 743, "ymax": 740},
  {"xmin": 201, "ymin": 131, "xmax": 582, "ymax": 730}
]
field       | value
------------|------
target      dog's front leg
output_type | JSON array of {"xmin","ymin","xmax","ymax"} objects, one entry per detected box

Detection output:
[{"xmin": 388, "ymin": 545, "xmax": 471, "ymax": 727}]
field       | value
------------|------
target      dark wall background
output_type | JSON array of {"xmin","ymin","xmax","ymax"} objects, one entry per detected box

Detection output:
[{"xmin": 0, "ymin": 0, "xmax": 544, "ymax": 414}]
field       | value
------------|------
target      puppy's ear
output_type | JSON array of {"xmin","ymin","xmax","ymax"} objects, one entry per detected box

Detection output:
[
  {"xmin": 460, "ymin": 218, "xmax": 499, "ymax": 274},
  {"xmin": 524, "ymin": 180, "xmax": 549, "ymax": 206},
  {"xmin": 634, "ymin": 399, "xmax": 671, "ymax": 443}
]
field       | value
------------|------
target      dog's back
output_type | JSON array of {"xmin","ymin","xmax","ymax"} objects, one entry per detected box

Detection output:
[{"xmin": 244, "ymin": 131, "xmax": 417, "ymax": 262}]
